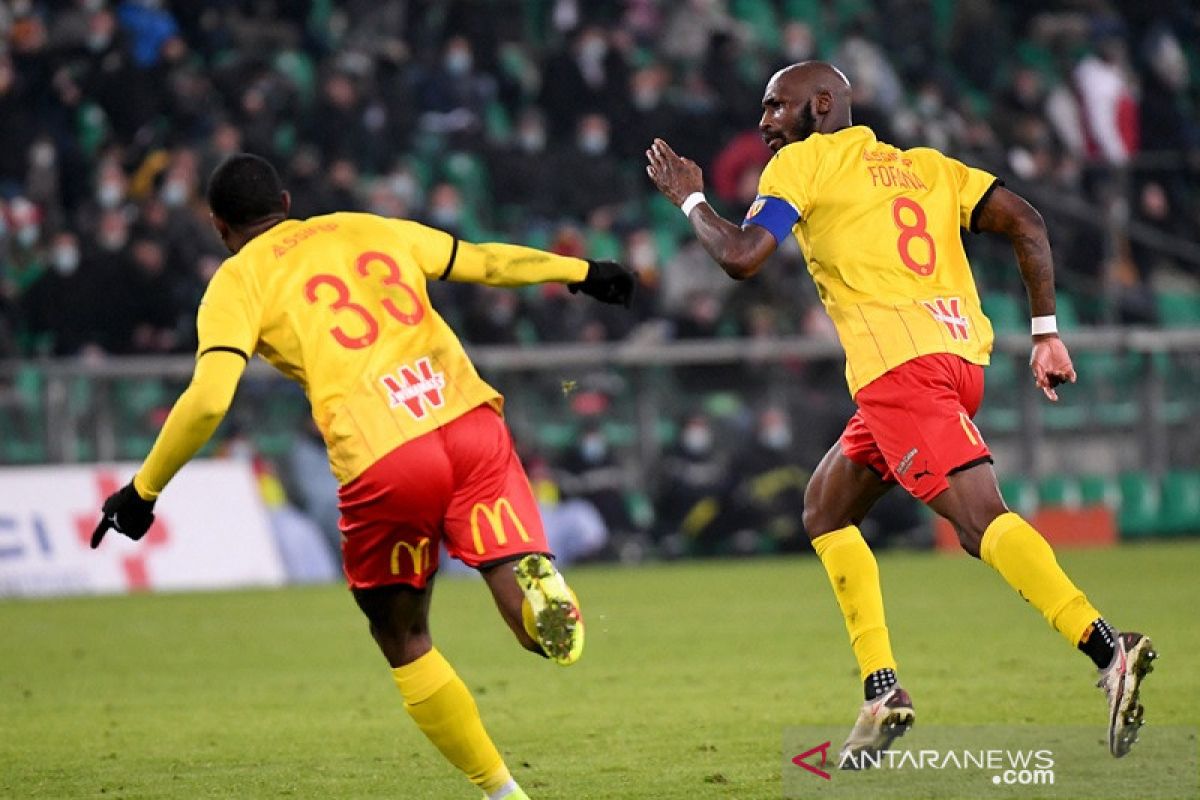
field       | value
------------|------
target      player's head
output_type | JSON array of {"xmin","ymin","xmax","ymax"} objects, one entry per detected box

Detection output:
[
  {"xmin": 759, "ymin": 61, "xmax": 852, "ymax": 153},
  {"xmin": 207, "ymin": 153, "xmax": 291, "ymax": 253}
]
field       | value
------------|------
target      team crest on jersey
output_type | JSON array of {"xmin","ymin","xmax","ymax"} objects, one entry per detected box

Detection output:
[
  {"xmin": 380, "ymin": 357, "xmax": 446, "ymax": 420},
  {"xmin": 746, "ymin": 198, "xmax": 766, "ymax": 218},
  {"xmin": 922, "ymin": 297, "xmax": 970, "ymax": 341}
]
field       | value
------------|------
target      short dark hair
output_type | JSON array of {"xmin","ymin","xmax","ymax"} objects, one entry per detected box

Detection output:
[{"xmin": 206, "ymin": 153, "xmax": 285, "ymax": 227}]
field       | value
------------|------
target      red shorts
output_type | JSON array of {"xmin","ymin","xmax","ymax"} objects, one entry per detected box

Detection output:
[
  {"xmin": 338, "ymin": 405, "xmax": 548, "ymax": 590},
  {"xmin": 839, "ymin": 353, "xmax": 991, "ymax": 503}
]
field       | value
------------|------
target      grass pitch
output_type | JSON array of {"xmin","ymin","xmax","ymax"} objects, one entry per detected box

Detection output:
[{"xmin": 2, "ymin": 542, "xmax": 1198, "ymax": 799}]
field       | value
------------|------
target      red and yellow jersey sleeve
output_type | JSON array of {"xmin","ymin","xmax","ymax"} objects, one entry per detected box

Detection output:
[{"xmin": 747, "ymin": 126, "xmax": 999, "ymax": 396}]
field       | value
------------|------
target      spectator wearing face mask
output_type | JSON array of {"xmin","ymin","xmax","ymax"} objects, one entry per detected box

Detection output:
[
  {"xmin": 107, "ymin": 231, "xmax": 183, "ymax": 354},
  {"xmin": 3, "ymin": 198, "xmax": 45, "ymax": 292},
  {"xmin": 19, "ymin": 230, "xmax": 109, "ymax": 356},
  {"xmin": 612, "ymin": 63, "xmax": 676, "ymax": 160},
  {"xmin": 726, "ymin": 406, "xmax": 810, "ymax": 553},
  {"xmin": 555, "ymin": 421, "xmax": 638, "ymax": 543},
  {"xmin": 653, "ymin": 411, "xmax": 733, "ymax": 557},
  {"xmin": 551, "ymin": 113, "xmax": 632, "ymax": 220},
  {"xmin": 417, "ymin": 35, "xmax": 496, "ymax": 141},
  {"xmin": 486, "ymin": 108, "xmax": 560, "ymax": 222},
  {"xmin": 540, "ymin": 26, "xmax": 630, "ymax": 138}
]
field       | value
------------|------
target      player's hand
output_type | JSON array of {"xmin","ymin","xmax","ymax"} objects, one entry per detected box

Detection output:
[
  {"xmin": 568, "ymin": 260, "xmax": 636, "ymax": 308},
  {"xmin": 1029, "ymin": 334, "xmax": 1076, "ymax": 402},
  {"xmin": 645, "ymin": 138, "xmax": 704, "ymax": 206},
  {"xmin": 91, "ymin": 482, "xmax": 156, "ymax": 549}
]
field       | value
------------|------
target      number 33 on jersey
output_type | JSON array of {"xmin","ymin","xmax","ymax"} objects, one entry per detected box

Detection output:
[
  {"xmin": 743, "ymin": 125, "xmax": 1001, "ymax": 397},
  {"xmin": 197, "ymin": 213, "xmax": 503, "ymax": 484}
]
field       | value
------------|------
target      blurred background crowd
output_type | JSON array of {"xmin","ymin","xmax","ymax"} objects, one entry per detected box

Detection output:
[{"xmin": 0, "ymin": 0, "xmax": 1197, "ymax": 569}]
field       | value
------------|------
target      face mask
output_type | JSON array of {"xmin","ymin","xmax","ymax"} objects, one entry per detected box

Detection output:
[
  {"xmin": 388, "ymin": 173, "xmax": 419, "ymax": 204},
  {"xmin": 31, "ymin": 142, "xmax": 56, "ymax": 169},
  {"xmin": 430, "ymin": 205, "xmax": 461, "ymax": 228},
  {"xmin": 579, "ymin": 38, "xmax": 607, "ymax": 63},
  {"xmin": 445, "ymin": 50, "xmax": 472, "ymax": 76},
  {"xmin": 760, "ymin": 425, "xmax": 792, "ymax": 451},
  {"xmin": 97, "ymin": 182, "xmax": 123, "ymax": 208},
  {"xmin": 917, "ymin": 92, "xmax": 941, "ymax": 115},
  {"xmin": 52, "ymin": 246, "xmax": 80, "ymax": 276},
  {"xmin": 518, "ymin": 128, "xmax": 546, "ymax": 153},
  {"xmin": 87, "ymin": 31, "xmax": 113, "ymax": 52},
  {"xmin": 682, "ymin": 426, "xmax": 712, "ymax": 455},
  {"xmin": 580, "ymin": 435, "xmax": 607, "ymax": 463},
  {"xmin": 16, "ymin": 225, "xmax": 39, "ymax": 249},
  {"xmin": 99, "ymin": 230, "xmax": 127, "ymax": 252},
  {"xmin": 579, "ymin": 131, "xmax": 608, "ymax": 155},
  {"xmin": 629, "ymin": 242, "xmax": 656, "ymax": 269},
  {"xmin": 486, "ymin": 303, "xmax": 515, "ymax": 325},
  {"xmin": 633, "ymin": 88, "xmax": 660, "ymax": 111},
  {"xmin": 162, "ymin": 179, "xmax": 188, "ymax": 207}
]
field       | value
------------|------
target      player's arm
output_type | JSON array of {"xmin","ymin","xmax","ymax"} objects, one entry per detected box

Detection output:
[
  {"xmin": 974, "ymin": 186, "xmax": 1077, "ymax": 401},
  {"xmin": 134, "ymin": 350, "xmax": 246, "ymax": 498},
  {"xmin": 645, "ymin": 138, "xmax": 777, "ymax": 279},
  {"xmin": 90, "ymin": 350, "xmax": 246, "ymax": 548},
  {"xmin": 91, "ymin": 265, "xmax": 259, "ymax": 548},
  {"xmin": 395, "ymin": 220, "xmax": 635, "ymax": 306}
]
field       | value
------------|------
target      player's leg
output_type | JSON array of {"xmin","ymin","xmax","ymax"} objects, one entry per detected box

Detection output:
[
  {"xmin": 444, "ymin": 406, "xmax": 584, "ymax": 666},
  {"xmin": 927, "ymin": 462, "xmax": 1156, "ymax": 757},
  {"xmin": 873, "ymin": 354, "xmax": 1155, "ymax": 758},
  {"xmin": 806, "ymin": 431, "xmax": 902, "ymax": 693},
  {"xmin": 804, "ymin": 436, "xmax": 915, "ymax": 765},
  {"xmin": 340, "ymin": 434, "xmax": 530, "ymax": 799},
  {"xmin": 480, "ymin": 554, "xmax": 584, "ymax": 665}
]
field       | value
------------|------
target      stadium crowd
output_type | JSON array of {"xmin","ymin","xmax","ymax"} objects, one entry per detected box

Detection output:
[
  {"xmin": 0, "ymin": 0, "xmax": 1197, "ymax": 361},
  {"xmin": 0, "ymin": 1, "xmax": 1197, "ymax": 563}
]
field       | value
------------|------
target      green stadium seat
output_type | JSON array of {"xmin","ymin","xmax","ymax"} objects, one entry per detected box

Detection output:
[
  {"xmin": 1055, "ymin": 291, "xmax": 1081, "ymax": 330},
  {"xmin": 732, "ymin": 0, "xmax": 781, "ymax": 51},
  {"xmin": 1077, "ymin": 474, "xmax": 1119, "ymax": 508},
  {"xmin": 1118, "ymin": 472, "xmax": 1160, "ymax": 538},
  {"xmin": 981, "ymin": 293, "xmax": 1023, "ymax": 334},
  {"xmin": 586, "ymin": 229, "xmax": 622, "ymax": 262},
  {"xmin": 1038, "ymin": 474, "xmax": 1080, "ymax": 508},
  {"xmin": 484, "ymin": 100, "xmax": 512, "ymax": 142},
  {"xmin": 999, "ymin": 475, "xmax": 1037, "ymax": 516},
  {"xmin": 653, "ymin": 229, "xmax": 680, "ymax": 265},
  {"xmin": 1156, "ymin": 293, "xmax": 1200, "ymax": 328},
  {"xmin": 442, "ymin": 151, "xmax": 491, "ymax": 213},
  {"xmin": 535, "ymin": 421, "xmax": 579, "ymax": 451},
  {"xmin": 1157, "ymin": 471, "xmax": 1200, "ymax": 536},
  {"xmin": 1042, "ymin": 393, "xmax": 1088, "ymax": 430}
]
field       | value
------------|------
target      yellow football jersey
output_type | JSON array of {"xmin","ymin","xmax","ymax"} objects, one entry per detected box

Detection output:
[
  {"xmin": 198, "ymin": 212, "xmax": 552, "ymax": 484},
  {"xmin": 745, "ymin": 125, "xmax": 1001, "ymax": 396}
]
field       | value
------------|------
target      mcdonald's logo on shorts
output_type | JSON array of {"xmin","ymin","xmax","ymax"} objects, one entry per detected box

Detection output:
[
  {"xmin": 470, "ymin": 497, "xmax": 531, "ymax": 555},
  {"xmin": 390, "ymin": 536, "xmax": 432, "ymax": 577}
]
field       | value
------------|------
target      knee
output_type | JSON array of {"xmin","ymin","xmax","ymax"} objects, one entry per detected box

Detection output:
[
  {"xmin": 952, "ymin": 504, "xmax": 1008, "ymax": 559},
  {"xmin": 954, "ymin": 525, "xmax": 983, "ymax": 558},
  {"xmin": 371, "ymin": 624, "xmax": 433, "ymax": 667},
  {"xmin": 801, "ymin": 503, "xmax": 843, "ymax": 542}
]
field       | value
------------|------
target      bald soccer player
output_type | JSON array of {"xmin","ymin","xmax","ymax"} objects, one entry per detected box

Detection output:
[
  {"xmin": 91, "ymin": 153, "xmax": 635, "ymax": 798},
  {"xmin": 646, "ymin": 62, "xmax": 1155, "ymax": 765}
]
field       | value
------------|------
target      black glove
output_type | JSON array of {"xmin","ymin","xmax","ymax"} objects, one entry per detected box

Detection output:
[
  {"xmin": 91, "ymin": 482, "xmax": 157, "ymax": 549},
  {"xmin": 568, "ymin": 260, "xmax": 636, "ymax": 308}
]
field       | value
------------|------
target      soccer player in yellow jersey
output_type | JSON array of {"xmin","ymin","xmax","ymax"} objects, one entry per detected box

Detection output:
[
  {"xmin": 647, "ymin": 62, "xmax": 1155, "ymax": 763},
  {"xmin": 89, "ymin": 153, "xmax": 635, "ymax": 799}
]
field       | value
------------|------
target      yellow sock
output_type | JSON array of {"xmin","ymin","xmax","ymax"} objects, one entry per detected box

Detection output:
[
  {"xmin": 392, "ymin": 648, "xmax": 512, "ymax": 795},
  {"xmin": 813, "ymin": 526, "xmax": 896, "ymax": 681},
  {"xmin": 980, "ymin": 512, "xmax": 1101, "ymax": 646}
]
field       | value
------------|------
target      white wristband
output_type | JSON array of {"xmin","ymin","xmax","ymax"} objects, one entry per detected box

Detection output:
[
  {"xmin": 1031, "ymin": 315, "xmax": 1058, "ymax": 336},
  {"xmin": 680, "ymin": 192, "xmax": 707, "ymax": 218}
]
